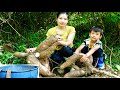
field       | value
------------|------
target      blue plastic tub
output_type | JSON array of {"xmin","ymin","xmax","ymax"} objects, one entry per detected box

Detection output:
[{"xmin": 0, "ymin": 64, "xmax": 39, "ymax": 78}]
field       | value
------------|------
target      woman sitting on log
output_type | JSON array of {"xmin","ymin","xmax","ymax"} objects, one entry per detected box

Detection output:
[{"xmin": 26, "ymin": 12, "xmax": 76, "ymax": 69}]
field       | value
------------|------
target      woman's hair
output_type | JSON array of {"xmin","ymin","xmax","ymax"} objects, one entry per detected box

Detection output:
[
  {"xmin": 90, "ymin": 26, "xmax": 103, "ymax": 35},
  {"xmin": 57, "ymin": 12, "xmax": 69, "ymax": 18}
]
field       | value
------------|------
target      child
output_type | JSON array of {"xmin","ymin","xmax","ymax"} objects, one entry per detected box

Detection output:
[{"xmin": 74, "ymin": 26, "xmax": 106, "ymax": 69}]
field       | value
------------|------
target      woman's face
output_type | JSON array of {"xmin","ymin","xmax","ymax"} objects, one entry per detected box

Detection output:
[{"xmin": 56, "ymin": 13, "xmax": 68, "ymax": 27}]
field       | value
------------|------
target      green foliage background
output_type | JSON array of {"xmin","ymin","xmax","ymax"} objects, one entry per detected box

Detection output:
[{"xmin": 0, "ymin": 12, "xmax": 120, "ymax": 71}]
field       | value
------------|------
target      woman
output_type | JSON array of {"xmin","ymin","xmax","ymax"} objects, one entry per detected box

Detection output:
[
  {"xmin": 26, "ymin": 12, "xmax": 76, "ymax": 68},
  {"xmin": 47, "ymin": 12, "xmax": 76, "ymax": 67}
]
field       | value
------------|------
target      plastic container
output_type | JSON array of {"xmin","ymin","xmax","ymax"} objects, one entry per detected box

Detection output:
[{"xmin": 0, "ymin": 64, "xmax": 39, "ymax": 78}]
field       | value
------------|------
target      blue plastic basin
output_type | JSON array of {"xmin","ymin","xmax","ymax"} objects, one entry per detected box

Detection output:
[{"xmin": 0, "ymin": 64, "xmax": 39, "ymax": 78}]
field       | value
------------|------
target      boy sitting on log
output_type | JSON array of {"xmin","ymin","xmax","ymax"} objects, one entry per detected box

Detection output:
[
  {"xmin": 75, "ymin": 26, "xmax": 106, "ymax": 69},
  {"xmin": 60, "ymin": 26, "xmax": 106, "ymax": 77}
]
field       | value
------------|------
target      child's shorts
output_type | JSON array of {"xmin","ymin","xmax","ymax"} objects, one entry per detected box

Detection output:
[
  {"xmin": 81, "ymin": 46, "xmax": 107, "ymax": 69},
  {"xmin": 93, "ymin": 54, "xmax": 106, "ymax": 69}
]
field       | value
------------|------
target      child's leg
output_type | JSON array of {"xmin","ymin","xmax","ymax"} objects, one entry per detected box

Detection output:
[
  {"xmin": 97, "ymin": 56, "xmax": 105, "ymax": 69},
  {"xmin": 92, "ymin": 48, "xmax": 104, "ymax": 57},
  {"xmin": 92, "ymin": 48, "xmax": 105, "ymax": 69}
]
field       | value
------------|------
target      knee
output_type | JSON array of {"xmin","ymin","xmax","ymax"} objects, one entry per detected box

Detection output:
[
  {"xmin": 50, "ymin": 53, "xmax": 65, "ymax": 63},
  {"xmin": 93, "ymin": 48, "xmax": 103, "ymax": 57},
  {"xmin": 61, "ymin": 46, "xmax": 73, "ymax": 57}
]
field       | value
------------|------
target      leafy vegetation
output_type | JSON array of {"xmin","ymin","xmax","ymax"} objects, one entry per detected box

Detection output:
[{"xmin": 0, "ymin": 12, "xmax": 120, "ymax": 72}]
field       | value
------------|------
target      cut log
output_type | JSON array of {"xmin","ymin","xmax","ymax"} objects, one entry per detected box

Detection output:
[
  {"xmin": 38, "ymin": 42, "xmax": 59, "ymax": 60},
  {"xmin": 13, "ymin": 52, "xmax": 28, "ymax": 58},
  {"xmin": 13, "ymin": 35, "xmax": 61, "ymax": 77},
  {"xmin": 35, "ymin": 34, "xmax": 61, "ymax": 53},
  {"xmin": 60, "ymin": 53, "xmax": 83, "ymax": 70},
  {"xmin": 26, "ymin": 52, "xmax": 56, "ymax": 77},
  {"xmin": 64, "ymin": 66, "xmax": 120, "ymax": 78},
  {"xmin": 92, "ymin": 68, "xmax": 120, "ymax": 78}
]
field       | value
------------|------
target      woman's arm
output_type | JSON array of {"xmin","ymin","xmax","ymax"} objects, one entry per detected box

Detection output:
[{"xmin": 58, "ymin": 32, "xmax": 76, "ymax": 46}]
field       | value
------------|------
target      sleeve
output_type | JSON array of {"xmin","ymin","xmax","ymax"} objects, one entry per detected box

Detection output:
[
  {"xmin": 69, "ymin": 27, "xmax": 76, "ymax": 34},
  {"xmin": 46, "ymin": 29, "xmax": 52, "ymax": 39},
  {"xmin": 96, "ymin": 41, "xmax": 103, "ymax": 49},
  {"xmin": 96, "ymin": 41, "xmax": 102, "ymax": 45},
  {"xmin": 81, "ymin": 39, "xmax": 86, "ymax": 45}
]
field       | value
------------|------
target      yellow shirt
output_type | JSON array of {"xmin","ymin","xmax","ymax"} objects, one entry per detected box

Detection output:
[{"xmin": 46, "ymin": 26, "xmax": 76, "ymax": 50}]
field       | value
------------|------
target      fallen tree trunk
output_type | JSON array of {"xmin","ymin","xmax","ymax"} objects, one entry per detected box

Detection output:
[
  {"xmin": 14, "ymin": 34, "xmax": 61, "ymax": 58},
  {"xmin": 92, "ymin": 68, "xmax": 120, "ymax": 78},
  {"xmin": 37, "ymin": 42, "xmax": 59, "ymax": 60},
  {"xmin": 14, "ymin": 52, "xmax": 28, "ymax": 58},
  {"xmin": 26, "ymin": 52, "xmax": 56, "ymax": 77},
  {"xmin": 64, "ymin": 67, "xmax": 120, "ymax": 78},
  {"xmin": 13, "ymin": 35, "xmax": 61, "ymax": 77},
  {"xmin": 60, "ymin": 53, "xmax": 83, "ymax": 70},
  {"xmin": 35, "ymin": 34, "xmax": 61, "ymax": 53}
]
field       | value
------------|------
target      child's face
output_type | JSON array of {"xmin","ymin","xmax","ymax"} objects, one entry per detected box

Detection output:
[
  {"xmin": 89, "ymin": 30, "xmax": 102, "ymax": 41},
  {"xmin": 56, "ymin": 13, "xmax": 68, "ymax": 27}
]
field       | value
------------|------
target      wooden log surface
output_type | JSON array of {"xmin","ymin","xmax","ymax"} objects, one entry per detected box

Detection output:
[{"xmin": 60, "ymin": 53, "xmax": 83, "ymax": 70}]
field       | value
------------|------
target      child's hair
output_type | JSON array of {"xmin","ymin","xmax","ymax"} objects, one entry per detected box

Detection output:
[
  {"xmin": 57, "ymin": 12, "xmax": 69, "ymax": 18},
  {"xmin": 90, "ymin": 26, "xmax": 103, "ymax": 35}
]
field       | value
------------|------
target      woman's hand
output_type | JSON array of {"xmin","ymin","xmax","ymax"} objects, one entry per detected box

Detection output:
[
  {"xmin": 56, "ymin": 34, "xmax": 62, "ymax": 41},
  {"xmin": 57, "ymin": 40, "xmax": 70, "ymax": 46},
  {"xmin": 58, "ymin": 40, "xmax": 64, "ymax": 44}
]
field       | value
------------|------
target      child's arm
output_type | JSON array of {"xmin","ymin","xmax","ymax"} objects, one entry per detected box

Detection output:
[
  {"xmin": 80, "ymin": 45, "xmax": 100, "ymax": 62},
  {"xmin": 86, "ymin": 45, "xmax": 100, "ymax": 57},
  {"xmin": 74, "ymin": 44, "xmax": 85, "ymax": 55}
]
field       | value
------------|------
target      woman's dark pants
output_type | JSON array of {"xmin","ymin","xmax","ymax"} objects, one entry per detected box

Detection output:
[{"xmin": 50, "ymin": 46, "xmax": 75, "ymax": 67}]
